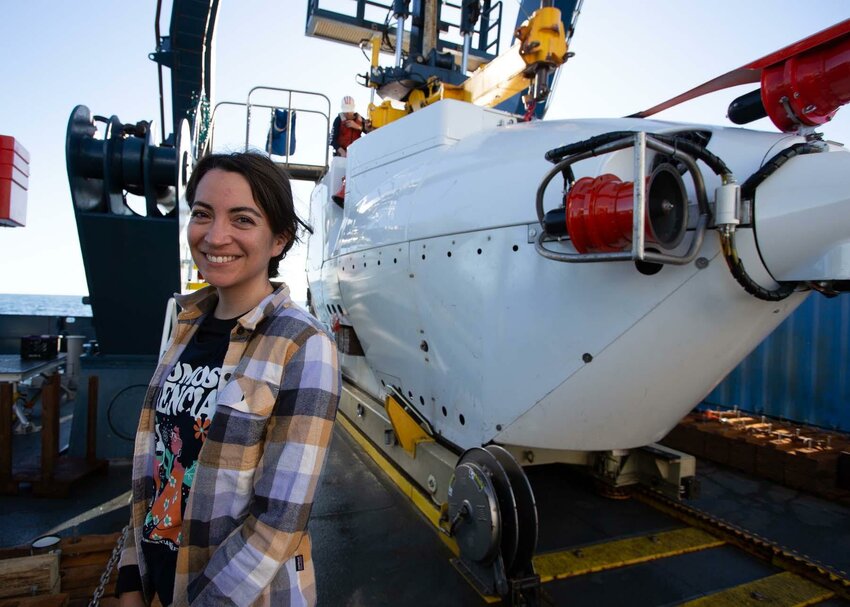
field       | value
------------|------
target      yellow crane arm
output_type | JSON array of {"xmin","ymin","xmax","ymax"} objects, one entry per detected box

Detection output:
[
  {"xmin": 369, "ymin": 7, "xmax": 569, "ymax": 127},
  {"xmin": 452, "ymin": 6, "xmax": 569, "ymax": 109}
]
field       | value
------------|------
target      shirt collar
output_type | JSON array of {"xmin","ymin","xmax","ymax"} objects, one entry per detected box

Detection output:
[{"xmin": 174, "ymin": 283, "xmax": 292, "ymax": 330}]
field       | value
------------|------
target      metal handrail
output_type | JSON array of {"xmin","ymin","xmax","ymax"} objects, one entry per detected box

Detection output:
[
  {"xmin": 245, "ymin": 86, "xmax": 331, "ymax": 171},
  {"xmin": 484, "ymin": 1, "xmax": 502, "ymax": 54},
  {"xmin": 307, "ymin": 0, "xmax": 502, "ymax": 58},
  {"xmin": 207, "ymin": 88, "xmax": 331, "ymax": 175},
  {"xmin": 207, "ymin": 100, "xmax": 245, "ymax": 155},
  {"xmin": 439, "ymin": 0, "xmax": 502, "ymax": 56}
]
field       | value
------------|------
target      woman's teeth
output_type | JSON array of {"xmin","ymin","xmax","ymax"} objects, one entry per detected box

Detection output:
[{"xmin": 206, "ymin": 254, "xmax": 237, "ymax": 263}]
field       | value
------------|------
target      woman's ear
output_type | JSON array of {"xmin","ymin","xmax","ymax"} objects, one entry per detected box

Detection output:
[{"xmin": 273, "ymin": 233, "xmax": 288, "ymax": 257}]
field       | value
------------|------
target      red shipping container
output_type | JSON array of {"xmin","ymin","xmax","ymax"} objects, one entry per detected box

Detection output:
[{"xmin": 0, "ymin": 135, "xmax": 30, "ymax": 227}]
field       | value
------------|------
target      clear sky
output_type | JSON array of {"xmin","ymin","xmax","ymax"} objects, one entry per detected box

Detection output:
[{"xmin": 0, "ymin": 1, "xmax": 848, "ymax": 301}]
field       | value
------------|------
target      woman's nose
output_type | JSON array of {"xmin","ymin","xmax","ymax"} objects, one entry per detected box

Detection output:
[{"xmin": 204, "ymin": 219, "xmax": 231, "ymax": 244}]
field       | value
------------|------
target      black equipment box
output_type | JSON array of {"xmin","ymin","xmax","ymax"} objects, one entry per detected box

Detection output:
[{"xmin": 21, "ymin": 335, "xmax": 59, "ymax": 360}]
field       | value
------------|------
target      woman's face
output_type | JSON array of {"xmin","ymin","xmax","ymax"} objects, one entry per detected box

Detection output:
[{"xmin": 188, "ymin": 169, "xmax": 287, "ymax": 298}]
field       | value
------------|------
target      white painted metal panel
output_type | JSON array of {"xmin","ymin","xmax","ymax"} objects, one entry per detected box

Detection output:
[
  {"xmin": 494, "ymin": 234, "xmax": 808, "ymax": 450},
  {"xmin": 755, "ymin": 148, "xmax": 850, "ymax": 281}
]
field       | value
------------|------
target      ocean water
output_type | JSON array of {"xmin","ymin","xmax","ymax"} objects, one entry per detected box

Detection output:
[
  {"xmin": 0, "ymin": 293, "xmax": 92, "ymax": 317},
  {"xmin": 0, "ymin": 293, "xmax": 309, "ymax": 317}
]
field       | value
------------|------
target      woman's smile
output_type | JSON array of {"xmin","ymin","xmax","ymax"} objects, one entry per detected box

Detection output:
[{"xmin": 203, "ymin": 253, "xmax": 241, "ymax": 264}]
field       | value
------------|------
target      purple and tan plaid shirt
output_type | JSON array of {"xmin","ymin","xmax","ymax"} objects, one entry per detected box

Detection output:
[{"xmin": 118, "ymin": 283, "xmax": 340, "ymax": 606}]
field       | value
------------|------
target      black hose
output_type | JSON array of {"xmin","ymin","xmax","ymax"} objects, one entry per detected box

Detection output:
[
  {"xmin": 545, "ymin": 131, "xmax": 638, "ymax": 162},
  {"xmin": 653, "ymin": 133, "xmax": 732, "ymax": 177},
  {"xmin": 546, "ymin": 130, "xmax": 732, "ymax": 176},
  {"xmin": 154, "ymin": 0, "xmax": 166, "ymax": 145},
  {"xmin": 720, "ymin": 142, "xmax": 824, "ymax": 301},
  {"xmin": 719, "ymin": 231, "xmax": 796, "ymax": 301},
  {"xmin": 107, "ymin": 384, "xmax": 149, "ymax": 441},
  {"xmin": 740, "ymin": 142, "xmax": 822, "ymax": 200}
]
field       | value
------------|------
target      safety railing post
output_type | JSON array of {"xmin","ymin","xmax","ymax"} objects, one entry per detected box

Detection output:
[
  {"xmin": 245, "ymin": 102, "xmax": 252, "ymax": 152},
  {"xmin": 632, "ymin": 131, "xmax": 647, "ymax": 261}
]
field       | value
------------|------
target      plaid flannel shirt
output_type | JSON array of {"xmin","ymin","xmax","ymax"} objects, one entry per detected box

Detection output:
[{"xmin": 118, "ymin": 283, "xmax": 340, "ymax": 606}]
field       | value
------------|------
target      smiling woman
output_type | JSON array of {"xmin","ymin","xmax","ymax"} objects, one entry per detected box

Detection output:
[
  {"xmin": 186, "ymin": 154, "xmax": 301, "ymax": 319},
  {"xmin": 188, "ymin": 170, "xmax": 286, "ymax": 317},
  {"xmin": 115, "ymin": 152, "xmax": 340, "ymax": 607}
]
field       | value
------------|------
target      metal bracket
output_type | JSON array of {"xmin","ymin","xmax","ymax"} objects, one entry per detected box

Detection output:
[
  {"xmin": 592, "ymin": 443, "xmax": 697, "ymax": 500},
  {"xmin": 535, "ymin": 132, "xmax": 710, "ymax": 265}
]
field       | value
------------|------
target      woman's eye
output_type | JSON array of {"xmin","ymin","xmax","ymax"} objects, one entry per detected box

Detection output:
[
  {"xmin": 235, "ymin": 216, "xmax": 256, "ymax": 225},
  {"xmin": 190, "ymin": 209, "xmax": 210, "ymax": 220}
]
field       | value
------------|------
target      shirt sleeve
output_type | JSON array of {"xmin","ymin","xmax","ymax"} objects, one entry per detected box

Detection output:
[
  {"xmin": 117, "ymin": 516, "xmax": 139, "ymax": 568},
  {"xmin": 187, "ymin": 331, "xmax": 340, "ymax": 605},
  {"xmin": 329, "ymin": 116, "xmax": 341, "ymax": 151},
  {"xmin": 116, "ymin": 519, "xmax": 142, "ymax": 596}
]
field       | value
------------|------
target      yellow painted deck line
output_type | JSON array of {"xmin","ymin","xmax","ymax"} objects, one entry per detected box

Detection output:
[
  {"xmin": 337, "ymin": 414, "xmax": 502, "ymax": 603},
  {"xmin": 336, "ymin": 413, "xmax": 459, "ymax": 557},
  {"xmin": 679, "ymin": 571, "xmax": 835, "ymax": 607},
  {"xmin": 534, "ymin": 527, "xmax": 725, "ymax": 583}
]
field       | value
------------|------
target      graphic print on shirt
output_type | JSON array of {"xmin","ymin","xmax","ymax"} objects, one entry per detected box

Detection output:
[{"xmin": 143, "ymin": 361, "xmax": 220, "ymax": 549}]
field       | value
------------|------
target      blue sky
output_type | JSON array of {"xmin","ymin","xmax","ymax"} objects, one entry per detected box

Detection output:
[{"xmin": 0, "ymin": 1, "xmax": 848, "ymax": 300}]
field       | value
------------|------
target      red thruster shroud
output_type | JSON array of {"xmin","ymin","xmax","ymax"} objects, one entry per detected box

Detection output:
[
  {"xmin": 760, "ymin": 29, "xmax": 850, "ymax": 132},
  {"xmin": 565, "ymin": 165, "xmax": 688, "ymax": 255}
]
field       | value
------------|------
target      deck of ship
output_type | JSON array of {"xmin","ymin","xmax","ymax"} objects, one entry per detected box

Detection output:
[
  {"xmin": 320, "ymin": 421, "xmax": 850, "ymax": 606},
  {"xmin": 2, "ymin": 411, "xmax": 850, "ymax": 605}
]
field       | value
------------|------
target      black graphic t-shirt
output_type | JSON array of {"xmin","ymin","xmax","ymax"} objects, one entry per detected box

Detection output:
[{"xmin": 142, "ymin": 313, "xmax": 237, "ymax": 550}]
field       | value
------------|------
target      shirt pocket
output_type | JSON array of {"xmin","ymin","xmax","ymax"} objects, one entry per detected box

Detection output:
[{"xmin": 216, "ymin": 375, "xmax": 278, "ymax": 419}]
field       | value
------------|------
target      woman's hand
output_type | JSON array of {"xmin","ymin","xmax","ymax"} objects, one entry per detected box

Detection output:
[{"xmin": 118, "ymin": 590, "xmax": 146, "ymax": 607}]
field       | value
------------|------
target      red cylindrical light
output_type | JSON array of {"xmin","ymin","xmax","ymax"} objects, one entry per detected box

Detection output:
[{"xmin": 761, "ymin": 35, "xmax": 850, "ymax": 132}]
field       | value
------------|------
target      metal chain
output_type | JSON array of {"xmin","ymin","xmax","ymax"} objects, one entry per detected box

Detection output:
[
  {"xmin": 636, "ymin": 489, "xmax": 850, "ymax": 600},
  {"xmin": 89, "ymin": 524, "xmax": 130, "ymax": 607}
]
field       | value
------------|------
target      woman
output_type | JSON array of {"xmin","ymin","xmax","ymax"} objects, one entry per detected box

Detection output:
[{"xmin": 116, "ymin": 152, "xmax": 340, "ymax": 606}]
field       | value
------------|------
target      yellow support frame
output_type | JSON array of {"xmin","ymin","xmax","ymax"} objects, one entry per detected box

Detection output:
[
  {"xmin": 366, "ymin": 7, "xmax": 569, "ymax": 129},
  {"xmin": 368, "ymin": 99, "xmax": 408, "ymax": 129},
  {"xmin": 385, "ymin": 394, "xmax": 434, "ymax": 457},
  {"xmin": 515, "ymin": 6, "xmax": 568, "ymax": 72}
]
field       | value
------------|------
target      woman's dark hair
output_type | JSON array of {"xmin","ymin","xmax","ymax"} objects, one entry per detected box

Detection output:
[{"xmin": 185, "ymin": 152, "xmax": 301, "ymax": 278}]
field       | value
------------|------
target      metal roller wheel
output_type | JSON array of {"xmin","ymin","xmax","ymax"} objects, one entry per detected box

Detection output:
[
  {"xmin": 448, "ymin": 447, "xmax": 520, "ymax": 569},
  {"xmin": 485, "ymin": 445, "xmax": 538, "ymax": 577},
  {"xmin": 447, "ymin": 459, "xmax": 502, "ymax": 563}
]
